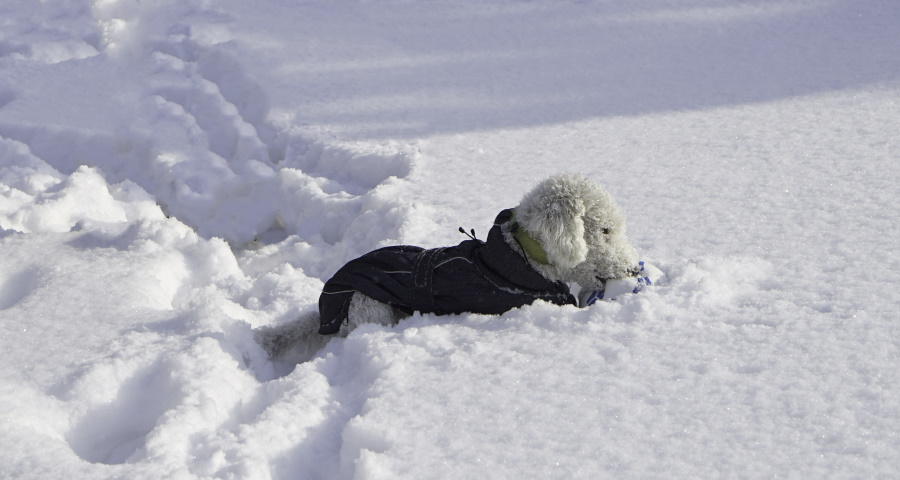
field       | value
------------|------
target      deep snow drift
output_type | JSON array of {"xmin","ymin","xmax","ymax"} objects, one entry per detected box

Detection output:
[{"xmin": 1, "ymin": 0, "xmax": 899, "ymax": 479}]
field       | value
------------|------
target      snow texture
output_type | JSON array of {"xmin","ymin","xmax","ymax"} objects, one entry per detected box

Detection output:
[{"xmin": 1, "ymin": 0, "xmax": 899, "ymax": 479}]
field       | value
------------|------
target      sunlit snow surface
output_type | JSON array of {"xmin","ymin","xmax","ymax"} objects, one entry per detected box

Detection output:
[{"xmin": 1, "ymin": 0, "xmax": 899, "ymax": 478}]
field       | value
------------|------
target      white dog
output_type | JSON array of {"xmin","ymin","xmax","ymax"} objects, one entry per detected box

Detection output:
[{"xmin": 256, "ymin": 173, "xmax": 650, "ymax": 363}]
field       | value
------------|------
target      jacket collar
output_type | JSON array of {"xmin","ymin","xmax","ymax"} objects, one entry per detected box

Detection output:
[{"xmin": 507, "ymin": 211, "xmax": 550, "ymax": 265}]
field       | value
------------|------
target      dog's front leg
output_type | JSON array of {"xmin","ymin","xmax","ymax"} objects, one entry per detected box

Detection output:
[{"xmin": 343, "ymin": 292, "xmax": 408, "ymax": 335}]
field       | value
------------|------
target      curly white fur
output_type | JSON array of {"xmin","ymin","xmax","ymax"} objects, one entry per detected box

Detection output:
[
  {"xmin": 515, "ymin": 174, "xmax": 589, "ymax": 269},
  {"xmin": 509, "ymin": 173, "xmax": 639, "ymax": 291},
  {"xmin": 343, "ymin": 291, "xmax": 406, "ymax": 335}
]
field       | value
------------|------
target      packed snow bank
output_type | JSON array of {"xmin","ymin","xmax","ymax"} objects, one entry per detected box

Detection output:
[
  {"xmin": 2, "ymin": 0, "xmax": 900, "ymax": 479},
  {"xmin": 0, "ymin": 0, "xmax": 420, "ymax": 252}
]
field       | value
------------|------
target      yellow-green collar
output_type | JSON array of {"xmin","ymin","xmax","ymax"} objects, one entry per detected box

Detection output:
[{"xmin": 509, "ymin": 212, "xmax": 550, "ymax": 265}]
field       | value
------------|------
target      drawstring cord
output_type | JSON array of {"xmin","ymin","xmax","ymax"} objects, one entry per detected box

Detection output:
[{"xmin": 458, "ymin": 227, "xmax": 478, "ymax": 241}]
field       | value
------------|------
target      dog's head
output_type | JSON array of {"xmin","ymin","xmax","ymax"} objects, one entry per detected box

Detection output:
[{"xmin": 509, "ymin": 173, "xmax": 639, "ymax": 290}]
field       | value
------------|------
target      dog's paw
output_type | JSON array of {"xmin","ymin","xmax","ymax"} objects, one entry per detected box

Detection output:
[{"xmin": 578, "ymin": 261, "xmax": 663, "ymax": 306}]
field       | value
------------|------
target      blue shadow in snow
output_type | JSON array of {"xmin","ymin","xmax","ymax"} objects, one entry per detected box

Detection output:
[{"xmin": 288, "ymin": 0, "xmax": 900, "ymax": 139}]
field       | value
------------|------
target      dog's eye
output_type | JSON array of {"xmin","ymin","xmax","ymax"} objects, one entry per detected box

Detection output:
[{"xmin": 602, "ymin": 228, "xmax": 610, "ymax": 235}]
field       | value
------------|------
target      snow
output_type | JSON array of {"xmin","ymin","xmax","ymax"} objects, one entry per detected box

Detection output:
[{"xmin": 1, "ymin": 0, "xmax": 899, "ymax": 478}]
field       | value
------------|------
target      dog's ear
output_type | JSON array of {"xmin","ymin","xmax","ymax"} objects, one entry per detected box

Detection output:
[{"xmin": 519, "ymin": 195, "xmax": 589, "ymax": 270}]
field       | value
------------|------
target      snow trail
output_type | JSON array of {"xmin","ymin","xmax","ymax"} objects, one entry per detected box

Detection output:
[{"xmin": 1, "ymin": 2, "xmax": 423, "ymax": 476}]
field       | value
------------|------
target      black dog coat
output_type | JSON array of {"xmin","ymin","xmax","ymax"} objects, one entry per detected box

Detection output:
[{"xmin": 318, "ymin": 209, "xmax": 576, "ymax": 334}]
